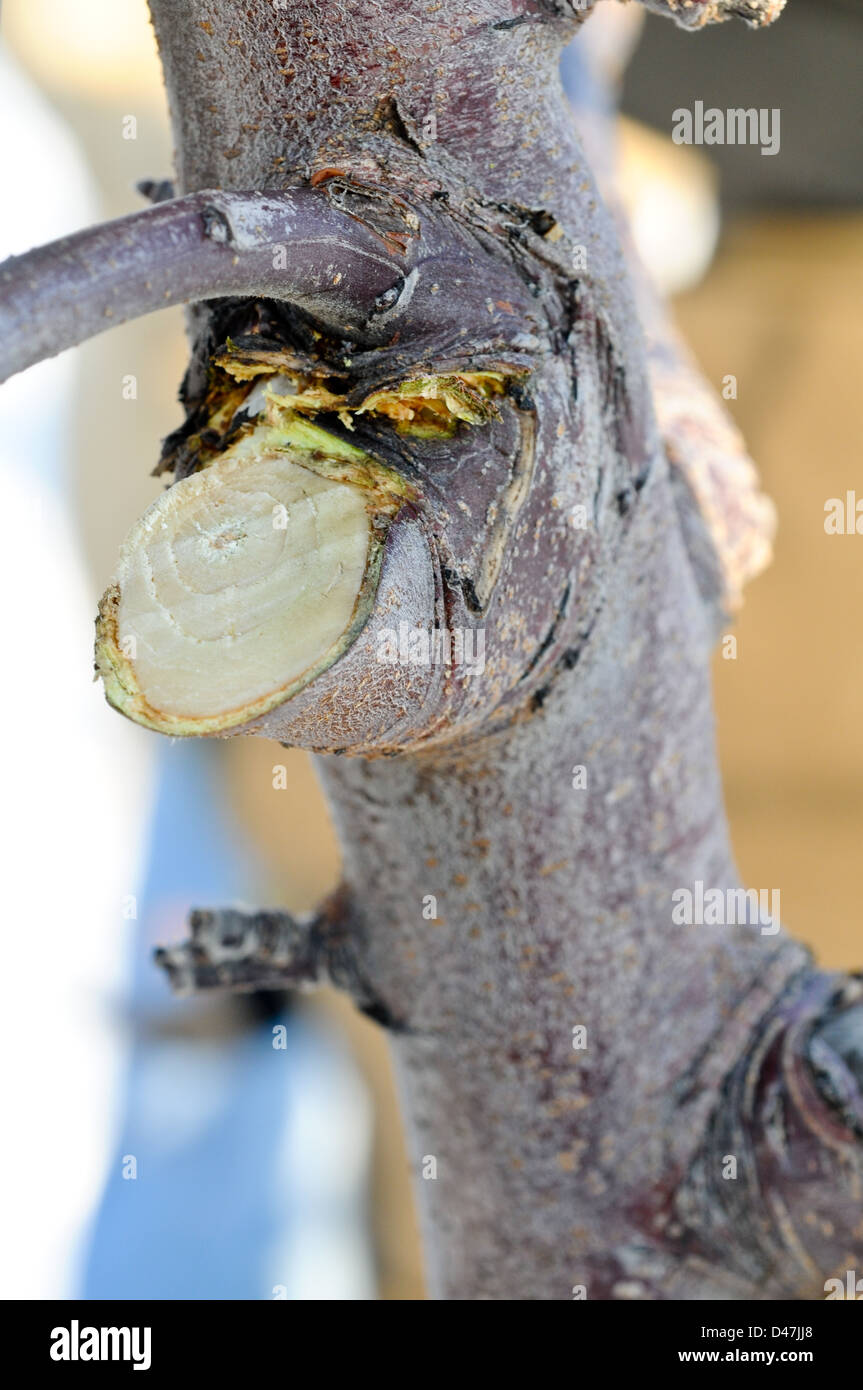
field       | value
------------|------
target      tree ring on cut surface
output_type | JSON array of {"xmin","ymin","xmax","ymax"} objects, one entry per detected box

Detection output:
[{"xmin": 95, "ymin": 448, "xmax": 396, "ymax": 736}]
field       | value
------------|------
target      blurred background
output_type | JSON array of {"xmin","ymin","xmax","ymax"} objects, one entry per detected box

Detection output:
[{"xmin": 0, "ymin": 0, "xmax": 860, "ymax": 1300}]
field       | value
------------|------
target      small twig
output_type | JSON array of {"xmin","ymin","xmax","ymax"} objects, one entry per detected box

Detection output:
[
  {"xmin": 638, "ymin": 0, "xmax": 786, "ymax": 29},
  {"xmin": 155, "ymin": 905, "xmax": 335, "ymax": 996},
  {"xmin": 153, "ymin": 891, "xmax": 404, "ymax": 1030}
]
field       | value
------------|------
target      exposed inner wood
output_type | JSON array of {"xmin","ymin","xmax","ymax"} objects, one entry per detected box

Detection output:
[
  {"xmin": 97, "ymin": 362, "xmax": 510, "ymax": 736},
  {"xmin": 96, "ymin": 449, "xmax": 378, "ymax": 735},
  {"xmin": 213, "ymin": 352, "xmax": 508, "ymax": 439}
]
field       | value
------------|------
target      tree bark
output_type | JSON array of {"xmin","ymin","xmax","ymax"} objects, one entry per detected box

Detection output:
[
  {"xmin": 4, "ymin": 0, "xmax": 861, "ymax": 1301},
  {"xmin": 0, "ymin": 188, "xmax": 413, "ymax": 382}
]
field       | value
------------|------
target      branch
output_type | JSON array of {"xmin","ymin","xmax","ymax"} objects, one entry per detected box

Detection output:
[
  {"xmin": 632, "ymin": 0, "xmax": 786, "ymax": 27},
  {"xmin": 153, "ymin": 890, "xmax": 401, "ymax": 1027},
  {"xmin": 0, "ymin": 188, "xmax": 409, "ymax": 383},
  {"xmin": 673, "ymin": 971, "xmax": 863, "ymax": 1298}
]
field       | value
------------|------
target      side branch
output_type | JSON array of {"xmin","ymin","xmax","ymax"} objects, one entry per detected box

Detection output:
[
  {"xmin": 0, "ymin": 188, "xmax": 407, "ymax": 383},
  {"xmin": 154, "ymin": 906, "xmax": 333, "ymax": 995},
  {"xmin": 634, "ymin": 0, "xmax": 786, "ymax": 27},
  {"xmin": 154, "ymin": 889, "xmax": 401, "ymax": 1026}
]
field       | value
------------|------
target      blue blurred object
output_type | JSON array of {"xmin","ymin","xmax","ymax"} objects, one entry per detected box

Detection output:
[{"xmin": 81, "ymin": 742, "xmax": 374, "ymax": 1300}]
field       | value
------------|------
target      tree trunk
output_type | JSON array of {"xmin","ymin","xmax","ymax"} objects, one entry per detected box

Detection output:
[{"xmin": 4, "ymin": 0, "xmax": 862, "ymax": 1300}]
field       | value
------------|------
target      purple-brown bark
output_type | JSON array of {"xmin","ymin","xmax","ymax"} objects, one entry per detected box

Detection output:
[
  {"xmin": 3, "ymin": 0, "xmax": 861, "ymax": 1300},
  {"xmin": 0, "ymin": 189, "xmax": 414, "ymax": 383}
]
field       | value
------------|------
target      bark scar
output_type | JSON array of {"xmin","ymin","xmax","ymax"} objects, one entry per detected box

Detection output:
[{"xmin": 201, "ymin": 204, "xmax": 234, "ymax": 244}]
